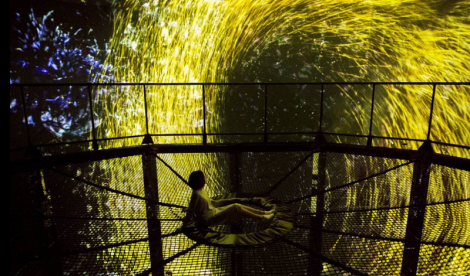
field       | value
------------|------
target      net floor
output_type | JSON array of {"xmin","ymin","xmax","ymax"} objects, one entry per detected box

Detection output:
[{"xmin": 10, "ymin": 151, "xmax": 470, "ymax": 275}]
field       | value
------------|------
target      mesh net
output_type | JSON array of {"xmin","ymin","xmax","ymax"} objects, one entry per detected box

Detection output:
[
  {"xmin": 240, "ymin": 241, "xmax": 310, "ymax": 275},
  {"xmin": 417, "ymin": 245, "xmax": 470, "ymax": 276},
  {"xmin": 10, "ymin": 150, "xmax": 469, "ymax": 275},
  {"xmin": 61, "ymin": 241, "xmax": 151, "ymax": 275},
  {"xmin": 164, "ymin": 243, "xmax": 232, "ymax": 276},
  {"xmin": 321, "ymin": 233, "xmax": 405, "ymax": 275}
]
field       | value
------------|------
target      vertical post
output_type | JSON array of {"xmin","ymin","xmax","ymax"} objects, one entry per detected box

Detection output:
[
  {"xmin": 426, "ymin": 84, "xmax": 437, "ymax": 141},
  {"xmin": 87, "ymin": 85, "xmax": 99, "ymax": 151},
  {"xmin": 264, "ymin": 84, "xmax": 268, "ymax": 143},
  {"xmin": 202, "ymin": 85, "xmax": 207, "ymax": 145},
  {"xmin": 308, "ymin": 150, "xmax": 326, "ymax": 275},
  {"xmin": 401, "ymin": 148, "xmax": 432, "ymax": 276},
  {"xmin": 319, "ymin": 84, "xmax": 325, "ymax": 133},
  {"xmin": 144, "ymin": 84, "xmax": 150, "ymax": 136},
  {"xmin": 142, "ymin": 85, "xmax": 154, "ymax": 145},
  {"xmin": 20, "ymin": 85, "xmax": 32, "ymax": 147},
  {"xmin": 31, "ymin": 171, "xmax": 63, "ymax": 276},
  {"xmin": 230, "ymin": 151, "xmax": 243, "ymax": 275},
  {"xmin": 142, "ymin": 153, "xmax": 165, "ymax": 275},
  {"xmin": 367, "ymin": 84, "xmax": 376, "ymax": 147},
  {"xmin": 20, "ymin": 85, "xmax": 41, "ymax": 157}
]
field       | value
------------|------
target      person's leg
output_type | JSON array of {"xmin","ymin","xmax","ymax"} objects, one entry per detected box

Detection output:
[
  {"xmin": 237, "ymin": 204, "xmax": 273, "ymax": 216},
  {"xmin": 212, "ymin": 203, "xmax": 273, "ymax": 223}
]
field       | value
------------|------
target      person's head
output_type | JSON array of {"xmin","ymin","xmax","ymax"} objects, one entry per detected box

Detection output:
[{"xmin": 188, "ymin": 170, "xmax": 205, "ymax": 190}]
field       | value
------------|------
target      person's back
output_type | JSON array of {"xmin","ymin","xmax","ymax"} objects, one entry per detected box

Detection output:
[{"xmin": 183, "ymin": 188, "xmax": 216, "ymax": 227}]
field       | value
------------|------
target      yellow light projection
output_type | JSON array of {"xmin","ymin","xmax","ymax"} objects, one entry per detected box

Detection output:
[
  {"xmin": 91, "ymin": 0, "xmax": 469, "ymax": 274},
  {"xmin": 94, "ymin": 0, "xmax": 469, "ymax": 154}
]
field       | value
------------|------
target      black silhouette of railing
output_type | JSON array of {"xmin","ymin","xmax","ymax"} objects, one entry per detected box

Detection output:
[{"xmin": 10, "ymin": 82, "xmax": 470, "ymax": 156}]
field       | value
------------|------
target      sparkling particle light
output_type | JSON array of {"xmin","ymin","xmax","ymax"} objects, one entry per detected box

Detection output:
[
  {"xmin": 89, "ymin": 1, "xmax": 469, "ymax": 274},
  {"xmin": 9, "ymin": 1, "xmax": 469, "ymax": 275}
]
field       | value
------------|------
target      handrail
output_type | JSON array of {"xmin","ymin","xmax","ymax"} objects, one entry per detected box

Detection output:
[
  {"xmin": 9, "ymin": 81, "xmax": 470, "ymax": 86},
  {"xmin": 9, "ymin": 82, "xmax": 470, "ymax": 156}
]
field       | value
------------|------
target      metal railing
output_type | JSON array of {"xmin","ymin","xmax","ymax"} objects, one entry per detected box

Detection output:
[{"xmin": 9, "ymin": 82, "xmax": 470, "ymax": 156}]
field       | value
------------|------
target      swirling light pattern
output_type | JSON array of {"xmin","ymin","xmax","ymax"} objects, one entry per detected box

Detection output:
[
  {"xmin": 87, "ymin": 0, "xmax": 470, "ymax": 274},
  {"xmin": 95, "ymin": 0, "xmax": 469, "ymax": 153},
  {"xmin": 9, "ymin": 0, "xmax": 469, "ymax": 275}
]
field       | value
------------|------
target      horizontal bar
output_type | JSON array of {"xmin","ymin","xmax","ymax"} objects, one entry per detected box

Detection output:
[
  {"xmin": 14, "ymin": 135, "xmax": 146, "ymax": 150},
  {"xmin": 295, "ymin": 225, "xmax": 404, "ymax": 242},
  {"xmin": 11, "ymin": 143, "xmax": 470, "ymax": 175},
  {"xmin": 288, "ymin": 161, "xmax": 414, "ymax": 204},
  {"xmin": 293, "ymin": 226, "xmax": 470, "ymax": 249},
  {"xmin": 7, "ymin": 125, "xmax": 466, "ymax": 151},
  {"xmin": 151, "ymin": 133, "xmax": 205, "ymax": 137},
  {"xmin": 207, "ymin": 132, "xmax": 318, "ymax": 136},
  {"xmin": 425, "ymin": 198, "xmax": 470, "ymax": 206},
  {"xmin": 10, "ymin": 82, "xmax": 470, "ymax": 87},
  {"xmin": 294, "ymin": 198, "xmax": 470, "ymax": 216},
  {"xmin": 431, "ymin": 140, "xmax": 470, "ymax": 150},
  {"xmin": 28, "ymin": 139, "xmax": 95, "ymax": 148},
  {"xmin": 322, "ymin": 132, "xmax": 369, "ymax": 138},
  {"xmin": 9, "ymin": 132, "xmax": 446, "ymax": 152},
  {"xmin": 9, "ymin": 214, "xmax": 183, "ymax": 222},
  {"xmin": 51, "ymin": 168, "xmax": 186, "ymax": 209},
  {"xmin": 62, "ymin": 230, "xmax": 183, "ymax": 256},
  {"xmin": 97, "ymin": 135, "xmax": 146, "ymax": 141},
  {"xmin": 362, "ymin": 135, "xmax": 426, "ymax": 142},
  {"xmin": 421, "ymin": 240, "xmax": 470, "ymax": 249},
  {"xmin": 12, "ymin": 133, "xmax": 466, "ymax": 152},
  {"xmin": 62, "ymin": 238, "xmax": 149, "ymax": 256}
]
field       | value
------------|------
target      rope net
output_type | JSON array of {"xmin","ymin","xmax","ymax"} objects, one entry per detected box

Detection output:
[{"xmin": 10, "ymin": 151, "xmax": 470, "ymax": 275}]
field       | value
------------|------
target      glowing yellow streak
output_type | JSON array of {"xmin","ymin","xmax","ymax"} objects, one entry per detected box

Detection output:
[{"xmin": 91, "ymin": 0, "xmax": 469, "ymax": 274}]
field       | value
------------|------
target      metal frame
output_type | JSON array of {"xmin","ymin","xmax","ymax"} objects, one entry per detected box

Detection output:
[
  {"xmin": 10, "ymin": 82, "xmax": 470, "ymax": 276},
  {"xmin": 10, "ymin": 82, "xmax": 470, "ymax": 156},
  {"xmin": 10, "ymin": 141, "xmax": 469, "ymax": 276},
  {"xmin": 10, "ymin": 142, "xmax": 470, "ymax": 175}
]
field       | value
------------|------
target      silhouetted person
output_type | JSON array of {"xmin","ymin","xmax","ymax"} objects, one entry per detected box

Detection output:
[{"xmin": 183, "ymin": 170, "xmax": 275, "ymax": 227}]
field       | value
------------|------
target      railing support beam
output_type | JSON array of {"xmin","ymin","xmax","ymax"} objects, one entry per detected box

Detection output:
[
  {"xmin": 319, "ymin": 84, "xmax": 325, "ymax": 133},
  {"xmin": 401, "ymin": 144, "xmax": 433, "ymax": 276},
  {"xmin": 264, "ymin": 84, "xmax": 269, "ymax": 143},
  {"xmin": 87, "ymin": 85, "xmax": 99, "ymax": 151},
  {"xmin": 142, "ymin": 85, "xmax": 154, "ymax": 145},
  {"xmin": 367, "ymin": 84, "xmax": 376, "ymax": 147},
  {"xmin": 230, "ymin": 151, "xmax": 243, "ymax": 275},
  {"xmin": 142, "ymin": 153, "xmax": 165, "ymax": 275},
  {"xmin": 309, "ymin": 148, "xmax": 326, "ymax": 275},
  {"xmin": 202, "ymin": 85, "xmax": 207, "ymax": 145}
]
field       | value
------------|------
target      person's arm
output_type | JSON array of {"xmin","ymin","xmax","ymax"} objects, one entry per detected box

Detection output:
[{"xmin": 183, "ymin": 192, "xmax": 199, "ymax": 227}]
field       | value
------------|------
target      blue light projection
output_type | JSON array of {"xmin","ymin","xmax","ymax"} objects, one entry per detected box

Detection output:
[{"xmin": 10, "ymin": 10, "xmax": 111, "ymax": 138}]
